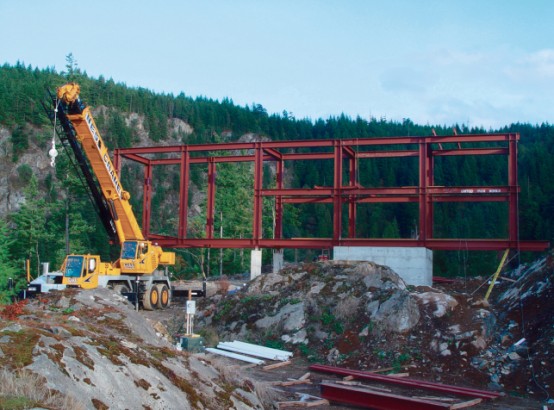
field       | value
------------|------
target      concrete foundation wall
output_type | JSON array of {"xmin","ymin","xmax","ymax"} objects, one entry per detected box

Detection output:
[{"xmin": 333, "ymin": 246, "xmax": 433, "ymax": 286}]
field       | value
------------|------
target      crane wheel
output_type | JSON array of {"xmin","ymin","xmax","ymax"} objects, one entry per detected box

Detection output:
[
  {"xmin": 113, "ymin": 284, "xmax": 130, "ymax": 294},
  {"xmin": 142, "ymin": 285, "xmax": 159, "ymax": 311},
  {"xmin": 155, "ymin": 284, "xmax": 171, "ymax": 309}
]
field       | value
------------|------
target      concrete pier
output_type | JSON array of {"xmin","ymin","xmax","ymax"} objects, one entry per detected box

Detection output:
[
  {"xmin": 272, "ymin": 249, "xmax": 284, "ymax": 273},
  {"xmin": 250, "ymin": 249, "xmax": 262, "ymax": 280},
  {"xmin": 333, "ymin": 246, "xmax": 433, "ymax": 286}
]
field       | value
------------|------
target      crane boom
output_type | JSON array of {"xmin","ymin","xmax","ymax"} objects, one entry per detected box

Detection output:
[
  {"xmin": 57, "ymin": 83, "xmax": 143, "ymax": 243},
  {"xmin": 49, "ymin": 83, "xmax": 175, "ymax": 310}
]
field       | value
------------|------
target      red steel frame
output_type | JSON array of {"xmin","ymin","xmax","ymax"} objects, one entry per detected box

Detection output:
[{"xmin": 113, "ymin": 133, "xmax": 549, "ymax": 252}]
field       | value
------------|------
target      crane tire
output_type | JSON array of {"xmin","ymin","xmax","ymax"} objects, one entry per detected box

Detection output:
[
  {"xmin": 155, "ymin": 284, "xmax": 171, "ymax": 309},
  {"xmin": 142, "ymin": 285, "xmax": 159, "ymax": 311},
  {"xmin": 113, "ymin": 284, "xmax": 130, "ymax": 295}
]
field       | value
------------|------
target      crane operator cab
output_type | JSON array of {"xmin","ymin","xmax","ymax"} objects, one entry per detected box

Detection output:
[{"xmin": 62, "ymin": 254, "xmax": 104, "ymax": 289}]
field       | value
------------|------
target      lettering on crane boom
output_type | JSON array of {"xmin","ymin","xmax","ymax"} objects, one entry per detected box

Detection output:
[{"xmin": 85, "ymin": 112, "xmax": 123, "ymax": 199}]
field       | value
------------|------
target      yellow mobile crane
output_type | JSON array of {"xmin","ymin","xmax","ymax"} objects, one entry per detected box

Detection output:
[{"xmin": 49, "ymin": 83, "xmax": 175, "ymax": 310}]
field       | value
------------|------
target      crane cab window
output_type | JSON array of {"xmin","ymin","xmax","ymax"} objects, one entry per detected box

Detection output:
[
  {"xmin": 121, "ymin": 241, "xmax": 138, "ymax": 259},
  {"xmin": 64, "ymin": 256, "xmax": 84, "ymax": 278}
]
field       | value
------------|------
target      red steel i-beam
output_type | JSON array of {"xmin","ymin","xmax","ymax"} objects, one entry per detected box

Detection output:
[
  {"xmin": 348, "ymin": 149, "xmax": 357, "ymax": 238},
  {"xmin": 310, "ymin": 364, "xmax": 501, "ymax": 399},
  {"xmin": 142, "ymin": 162, "xmax": 153, "ymax": 238},
  {"xmin": 206, "ymin": 159, "xmax": 216, "ymax": 239},
  {"xmin": 178, "ymin": 146, "xmax": 190, "ymax": 239},
  {"xmin": 508, "ymin": 135, "xmax": 518, "ymax": 243},
  {"xmin": 333, "ymin": 140, "xmax": 343, "ymax": 241},
  {"xmin": 253, "ymin": 143, "xmax": 264, "ymax": 246},
  {"xmin": 320, "ymin": 382, "xmax": 452, "ymax": 410},
  {"xmin": 274, "ymin": 157, "xmax": 284, "ymax": 240}
]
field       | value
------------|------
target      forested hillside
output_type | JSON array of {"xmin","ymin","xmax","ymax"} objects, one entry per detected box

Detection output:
[{"xmin": 0, "ymin": 62, "xmax": 552, "ymax": 300}]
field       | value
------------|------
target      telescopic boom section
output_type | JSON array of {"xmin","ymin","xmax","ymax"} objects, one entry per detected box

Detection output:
[{"xmin": 56, "ymin": 83, "xmax": 144, "ymax": 243}]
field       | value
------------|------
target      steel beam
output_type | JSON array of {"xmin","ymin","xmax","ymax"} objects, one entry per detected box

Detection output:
[
  {"xmin": 206, "ymin": 160, "xmax": 216, "ymax": 239},
  {"xmin": 320, "ymin": 382, "xmax": 451, "ymax": 410},
  {"xmin": 142, "ymin": 163, "xmax": 152, "ymax": 238},
  {"xmin": 146, "ymin": 236, "xmax": 549, "ymax": 251},
  {"xmin": 311, "ymin": 365, "xmax": 501, "ymax": 399},
  {"xmin": 178, "ymin": 147, "xmax": 190, "ymax": 239}
]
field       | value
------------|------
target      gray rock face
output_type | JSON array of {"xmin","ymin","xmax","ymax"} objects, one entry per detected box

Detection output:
[
  {"xmin": 2, "ymin": 323, "xmax": 24, "ymax": 333},
  {"xmin": 414, "ymin": 292, "xmax": 459, "ymax": 318},
  {"xmin": 247, "ymin": 272, "xmax": 286, "ymax": 294},
  {"xmin": 28, "ymin": 335, "xmax": 194, "ymax": 410},
  {"xmin": 356, "ymin": 263, "xmax": 407, "ymax": 290},
  {"xmin": 371, "ymin": 291, "xmax": 421, "ymax": 333},
  {"xmin": 255, "ymin": 302, "xmax": 305, "ymax": 332}
]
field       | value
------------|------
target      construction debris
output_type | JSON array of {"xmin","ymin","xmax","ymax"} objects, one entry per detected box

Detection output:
[
  {"xmin": 263, "ymin": 360, "xmax": 292, "ymax": 370},
  {"xmin": 277, "ymin": 393, "xmax": 329, "ymax": 408}
]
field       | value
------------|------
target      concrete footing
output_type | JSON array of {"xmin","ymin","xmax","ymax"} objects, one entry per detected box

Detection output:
[
  {"xmin": 250, "ymin": 249, "xmax": 262, "ymax": 280},
  {"xmin": 272, "ymin": 250, "xmax": 284, "ymax": 273},
  {"xmin": 333, "ymin": 246, "xmax": 433, "ymax": 286}
]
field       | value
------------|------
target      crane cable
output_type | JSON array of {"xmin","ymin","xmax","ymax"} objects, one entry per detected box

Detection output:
[{"xmin": 49, "ymin": 98, "xmax": 61, "ymax": 167}]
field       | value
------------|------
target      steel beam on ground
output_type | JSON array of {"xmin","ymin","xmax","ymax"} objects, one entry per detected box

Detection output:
[
  {"xmin": 310, "ymin": 364, "xmax": 501, "ymax": 399},
  {"xmin": 320, "ymin": 382, "xmax": 451, "ymax": 410}
]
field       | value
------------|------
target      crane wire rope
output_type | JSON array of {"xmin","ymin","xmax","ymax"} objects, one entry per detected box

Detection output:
[{"xmin": 49, "ymin": 98, "xmax": 61, "ymax": 167}]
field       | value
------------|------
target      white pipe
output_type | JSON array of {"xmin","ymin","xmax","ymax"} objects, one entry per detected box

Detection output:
[
  {"xmin": 205, "ymin": 348, "xmax": 265, "ymax": 365},
  {"xmin": 217, "ymin": 341, "xmax": 293, "ymax": 361},
  {"xmin": 230, "ymin": 340, "xmax": 293, "ymax": 357},
  {"xmin": 217, "ymin": 344, "xmax": 289, "ymax": 361}
]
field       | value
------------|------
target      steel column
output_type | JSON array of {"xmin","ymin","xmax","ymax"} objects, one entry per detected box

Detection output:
[
  {"xmin": 178, "ymin": 146, "xmax": 190, "ymax": 239},
  {"xmin": 253, "ymin": 143, "xmax": 264, "ymax": 245},
  {"xmin": 418, "ymin": 139, "xmax": 433, "ymax": 240},
  {"xmin": 274, "ymin": 158, "xmax": 284, "ymax": 240},
  {"xmin": 508, "ymin": 134, "xmax": 519, "ymax": 244},
  {"xmin": 333, "ymin": 141, "xmax": 343, "ymax": 241},
  {"xmin": 348, "ymin": 150, "xmax": 357, "ymax": 238},
  {"xmin": 206, "ymin": 159, "xmax": 216, "ymax": 239},
  {"xmin": 142, "ymin": 162, "xmax": 153, "ymax": 238}
]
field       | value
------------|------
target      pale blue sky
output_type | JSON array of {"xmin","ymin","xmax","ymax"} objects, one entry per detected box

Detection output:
[{"xmin": 1, "ymin": 0, "xmax": 554, "ymax": 128}]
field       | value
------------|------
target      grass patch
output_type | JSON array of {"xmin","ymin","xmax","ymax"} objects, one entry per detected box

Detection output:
[
  {"xmin": 0, "ymin": 369, "xmax": 85, "ymax": 410},
  {"xmin": 0, "ymin": 395, "xmax": 38, "ymax": 410},
  {"xmin": 0, "ymin": 330, "xmax": 41, "ymax": 368}
]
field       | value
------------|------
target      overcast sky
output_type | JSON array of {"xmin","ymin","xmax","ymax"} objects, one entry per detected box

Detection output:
[{"xmin": 1, "ymin": 0, "xmax": 553, "ymax": 128}]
